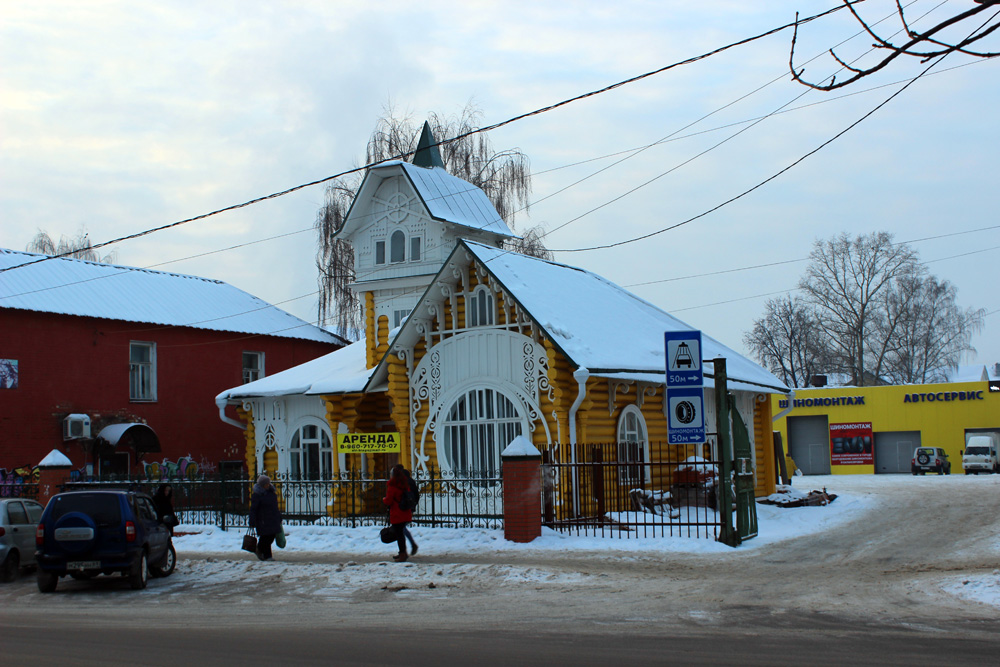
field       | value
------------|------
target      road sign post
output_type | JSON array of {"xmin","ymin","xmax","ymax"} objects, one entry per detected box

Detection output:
[{"xmin": 664, "ymin": 331, "xmax": 705, "ymax": 445}]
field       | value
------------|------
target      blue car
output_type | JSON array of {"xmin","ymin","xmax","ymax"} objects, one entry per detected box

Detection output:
[{"xmin": 35, "ymin": 490, "xmax": 176, "ymax": 592}]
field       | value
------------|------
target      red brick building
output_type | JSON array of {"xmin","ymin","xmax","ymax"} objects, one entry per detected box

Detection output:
[{"xmin": 0, "ymin": 249, "xmax": 344, "ymax": 481}]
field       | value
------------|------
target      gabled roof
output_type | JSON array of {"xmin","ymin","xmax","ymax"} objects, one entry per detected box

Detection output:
[
  {"xmin": 0, "ymin": 249, "xmax": 344, "ymax": 344},
  {"xmin": 380, "ymin": 240, "xmax": 788, "ymax": 394},
  {"xmin": 338, "ymin": 161, "xmax": 516, "ymax": 240}
]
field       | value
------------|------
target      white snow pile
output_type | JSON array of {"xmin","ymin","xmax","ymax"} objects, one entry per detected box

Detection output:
[{"xmin": 163, "ymin": 475, "xmax": 1000, "ymax": 609}]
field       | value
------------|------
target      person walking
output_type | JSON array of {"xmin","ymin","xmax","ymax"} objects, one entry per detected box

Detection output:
[
  {"xmin": 152, "ymin": 483, "xmax": 178, "ymax": 536},
  {"xmin": 383, "ymin": 464, "xmax": 418, "ymax": 561},
  {"xmin": 249, "ymin": 474, "xmax": 282, "ymax": 561}
]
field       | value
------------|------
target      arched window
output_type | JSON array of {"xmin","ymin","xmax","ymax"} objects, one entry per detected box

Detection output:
[
  {"xmin": 390, "ymin": 230, "xmax": 406, "ymax": 263},
  {"xmin": 467, "ymin": 286, "xmax": 494, "ymax": 327},
  {"xmin": 442, "ymin": 388, "xmax": 522, "ymax": 476},
  {"xmin": 617, "ymin": 405, "xmax": 649, "ymax": 485},
  {"xmin": 289, "ymin": 421, "xmax": 333, "ymax": 480}
]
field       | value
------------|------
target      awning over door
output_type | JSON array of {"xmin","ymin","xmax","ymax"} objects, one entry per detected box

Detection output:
[{"xmin": 95, "ymin": 423, "xmax": 161, "ymax": 453}]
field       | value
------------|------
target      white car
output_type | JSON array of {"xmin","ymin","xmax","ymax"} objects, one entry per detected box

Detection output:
[
  {"xmin": 1, "ymin": 498, "xmax": 45, "ymax": 582},
  {"xmin": 911, "ymin": 447, "xmax": 951, "ymax": 475}
]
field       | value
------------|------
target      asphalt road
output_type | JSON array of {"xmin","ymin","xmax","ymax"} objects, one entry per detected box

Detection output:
[
  {"xmin": 3, "ymin": 475, "xmax": 999, "ymax": 664},
  {"xmin": 3, "ymin": 613, "xmax": 999, "ymax": 666}
]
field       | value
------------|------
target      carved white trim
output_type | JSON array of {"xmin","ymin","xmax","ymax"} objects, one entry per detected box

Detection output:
[
  {"xmin": 608, "ymin": 380, "xmax": 632, "ymax": 415},
  {"xmin": 409, "ymin": 329, "xmax": 552, "ymax": 473}
]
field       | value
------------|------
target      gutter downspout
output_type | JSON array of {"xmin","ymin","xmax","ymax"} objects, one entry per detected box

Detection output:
[
  {"xmin": 215, "ymin": 396, "xmax": 246, "ymax": 430},
  {"xmin": 772, "ymin": 389, "xmax": 796, "ymax": 423},
  {"xmin": 568, "ymin": 367, "xmax": 589, "ymax": 517}
]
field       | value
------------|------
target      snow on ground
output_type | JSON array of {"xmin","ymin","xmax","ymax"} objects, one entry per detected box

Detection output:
[{"xmin": 168, "ymin": 475, "xmax": 1000, "ymax": 607}]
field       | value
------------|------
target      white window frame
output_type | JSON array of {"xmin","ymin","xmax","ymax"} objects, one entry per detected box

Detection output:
[
  {"xmin": 288, "ymin": 419, "xmax": 334, "ymax": 480},
  {"xmin": 616, "ymin": 404, "xmax": 650, "ymax": 486},
  {"xmin": 409, "ymin": 236, "xmax": 422, "ymax": 262},
  {"xmin": 129, "ymin": 341, "xmax": 157, "ymax": 402},
  {"xmin": 441, "ymin": 387, "xmax": 523, "ymax": 478},
  {"xmin": 390, "ymin": 230, "xmax": 406, "ymax": 263},
  {"xmin": 467, "ymin": 286, "xmax": 494, "ymax": 327},
  {"xmin": 242, "ymin": 351, "xmax": 264, "ymax": 384},
  {"xmin": 393, "ymin": 309, "xmax": 411, "ymax": 329},
  {"xmin": 375, "ymin": 240, "xmax": 386, "ymax": 265}
]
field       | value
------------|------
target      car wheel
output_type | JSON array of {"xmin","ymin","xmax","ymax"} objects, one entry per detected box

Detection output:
[
  {"xmin": 150, "ymin": 543, "xmax": 176, "ymax": 578},
  {"xmin": 37, "ymin": 570, "xmax": 58, "ymax": 593},
  {"xmin": 128, "ymin": 552, "xmax": 148, "ymax": 590},
  {"xmin": 1, "ymin": 551, "xmax": 19, "ymax": 583}
]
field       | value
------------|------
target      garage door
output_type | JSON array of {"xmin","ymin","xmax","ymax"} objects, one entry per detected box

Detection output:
[
  {"xmin": 874, "ymin": 431, "xmax": 920, "ymax": 474},
  {"xmin": 787, "ymin": 415, "xmax": 831, "ymax": 475}
]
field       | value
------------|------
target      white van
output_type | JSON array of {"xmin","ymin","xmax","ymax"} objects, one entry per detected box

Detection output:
[{"xmin": 962, "ymin": 434, "xmax": 1000, "ymax": 475}]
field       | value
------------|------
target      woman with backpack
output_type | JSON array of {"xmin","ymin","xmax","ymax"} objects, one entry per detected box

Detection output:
[{"xmin": 383, "ymin": 464, "xmax": 418, "ymax": 561}]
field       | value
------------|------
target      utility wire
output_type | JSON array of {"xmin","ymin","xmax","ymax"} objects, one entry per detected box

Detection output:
[
  {"xmin": 0, "ymin": 4, "xmax": 852, "ymax": 277},
  {"xmin": 547, "ymin": 53, "xmax": 949, "ymax": 254}
]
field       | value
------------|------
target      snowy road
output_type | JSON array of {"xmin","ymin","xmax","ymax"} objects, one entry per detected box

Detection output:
[{"xmin": 2, "ymin": 474, "xmax": 999, "ymax": 662}]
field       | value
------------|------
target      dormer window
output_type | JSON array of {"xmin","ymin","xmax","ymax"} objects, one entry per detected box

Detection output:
[
  {"xmin": 468, "ymin": 286, "xmax": 494, "ymax": 327},
  {"xmin": 375, "ymin": 241, "xmax": 386, "ymax": 265},
  {"xmin": 390, "ymin": 231, "xmax": 406, "ymax": 263},
  {"xmin": 410, "ymin": 236, "xmax": 421, "ymax": 262}
]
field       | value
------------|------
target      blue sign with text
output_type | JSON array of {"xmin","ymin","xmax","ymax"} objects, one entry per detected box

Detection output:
[{"xmin": 665, "ymin": 331, "xmax": 705, "ymax": 444}]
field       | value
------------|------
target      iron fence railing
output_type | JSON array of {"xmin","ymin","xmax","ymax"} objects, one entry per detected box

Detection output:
[
  {"xmin": 60, "ymin": 467, "xmax": 503, "ymax": 531},
  {"xmin": 542, "ymin": 441, "xmax": 723, "ymax": 539},
  {"xmin": 0, "ymin": 482, "xmax": 39, "ymax": 500}
]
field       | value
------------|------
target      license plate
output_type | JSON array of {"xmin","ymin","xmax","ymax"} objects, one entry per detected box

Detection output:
[{"xmin": 68, "ymin": 561, "xmax": 100, "ymax": 570}]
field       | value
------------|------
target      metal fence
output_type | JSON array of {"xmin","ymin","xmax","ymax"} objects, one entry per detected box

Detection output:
[
  {"xmin": 541, "ymin": 440, "xmax": 723, "ymax": 539},
  {"xmin": 60, "ymin": 467, "xmax": 503, "ymax": 531},
  {"xmin": 0, "ymin": 482, "xmax": 39, "ymax": 500}
]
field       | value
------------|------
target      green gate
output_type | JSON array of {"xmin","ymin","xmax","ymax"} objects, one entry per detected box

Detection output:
[{"xmin": 712, "ymin": 357, "xmax": 758, "ymax": 547}]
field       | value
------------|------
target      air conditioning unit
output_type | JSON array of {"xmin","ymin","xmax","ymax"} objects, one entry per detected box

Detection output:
[{"xmin": 63, "ymin": 414, "xmax": 91, "ymax": 440}]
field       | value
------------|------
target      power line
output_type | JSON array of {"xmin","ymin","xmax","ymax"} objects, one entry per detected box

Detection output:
[
  {"xmin": 547, "ymin": 50, "xmax": 949, "ymax": 254},
  {"xmin": 0, "ymin": 4, "xmax": 852, "ymax": 277}
]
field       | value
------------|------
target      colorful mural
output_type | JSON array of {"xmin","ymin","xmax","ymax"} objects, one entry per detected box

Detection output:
[
  {"xmin": 144, "ymin": 456, "xmax": 202, "ymax": 481},
  {"xmin": 0, "ymin": 464, "xmax": 38, "ymax": 496}
]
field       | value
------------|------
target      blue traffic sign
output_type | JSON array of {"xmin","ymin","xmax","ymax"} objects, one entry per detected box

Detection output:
[
  {"xmin": 665, "ymin": 331, "xmax": 703, "ymax": 387},
  {"xmin": 665, "ymin": 331, "xmax": 705, "ymax": 444}
]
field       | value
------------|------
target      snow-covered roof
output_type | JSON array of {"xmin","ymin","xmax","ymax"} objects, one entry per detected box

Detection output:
[
  {"xmin": 462, "ymin": 241, "xmax": 788, "ymax": 394},
  {"xmin": 217, "ymin": 339, "xmax": 372, "ymax": 400},
  {"xmin": 343, "ymin": 161, "xmax": 515, "ymax": 239},
  {"xmin": 0, "ymin": 249, "xmax": 343, "ymax": 344},
  {"xmin": 395, "ymin": 162, "xmax": 514, "ymax": 237},
  {"xmin": 947, "ymin": 365, "xmax": 989, "ymax": 383}
]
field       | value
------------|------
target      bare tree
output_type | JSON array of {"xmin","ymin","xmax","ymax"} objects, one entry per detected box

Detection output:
[
  {"xmin": 744, "ymin": 294, "xmax": 828, "ymax": 388},
  {"xmin": 790, "ymin": 1, "xmax": 1000, "ymax": 91},
  {"xmin": 798, "ymin": 231, "xmax": 921, "ymax": 386},
  {"xmin": 26, "ymin": 228, "xmax": 118, "ymax": 264},
  {"xmin": 879, "ymin": 275, "xmax": 985, "ymax": 383},
  {"xmin": 315, "ymin": 102, "xmax": 546, "ymax": 339}
]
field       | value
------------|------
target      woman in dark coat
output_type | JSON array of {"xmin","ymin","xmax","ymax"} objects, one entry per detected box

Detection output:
[
  {"xmin": 152, "ymin": 484, "xmax": 177, "ymax": 536},
  {"xmin": 249, "ymin": 474, "xmax": 282, "ymax": 561},
  {"xmin": 383, "ymin": 464, "xmax": 417, "ymax": 562}
]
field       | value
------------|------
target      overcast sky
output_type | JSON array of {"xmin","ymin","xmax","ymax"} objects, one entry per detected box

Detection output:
[{"xmin": 3, "ymin": 1, "xmax": 998, "ymax": 374}]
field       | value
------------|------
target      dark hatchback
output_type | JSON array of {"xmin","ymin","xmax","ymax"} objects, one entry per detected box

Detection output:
[{"xmin": 35, "ymin": 490, "xmax": 175, "ymax": 592}]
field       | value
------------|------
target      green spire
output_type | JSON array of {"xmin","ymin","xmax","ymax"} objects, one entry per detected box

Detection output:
[{"xmin": 412, "ymin": 121, "xmax": 445, "ymax": 168}]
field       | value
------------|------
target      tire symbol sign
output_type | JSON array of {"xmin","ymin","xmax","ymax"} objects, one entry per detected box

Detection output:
[
  {"xmin": 668, "ymin": 393, "xmax": 704, "ymax": 432},
  {"xmin": 675, "ymin": 400, "xmax": 696, "ymax": 424}
]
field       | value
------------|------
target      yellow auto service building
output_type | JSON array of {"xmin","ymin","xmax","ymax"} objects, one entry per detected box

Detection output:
[{"xmin": 771, "ymin": 381, "xmax": 1000, "ymax": 475}]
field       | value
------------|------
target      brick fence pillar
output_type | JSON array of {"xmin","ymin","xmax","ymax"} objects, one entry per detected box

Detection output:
[
  {"xmin": 502, "ymin": 436, "xmax": 542, "ymax": 543},
  {"xmin": 37, "ymin": 449, "xmax": 73, "ymax": 507}
]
